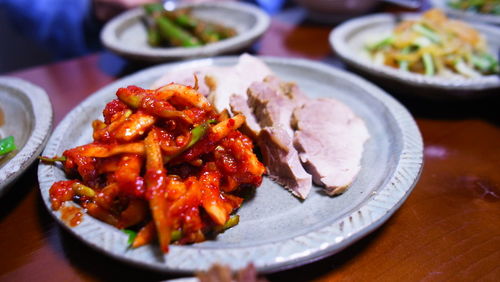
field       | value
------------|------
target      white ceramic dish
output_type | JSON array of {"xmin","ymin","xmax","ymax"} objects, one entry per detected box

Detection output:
[
  {"xmin": 0, "ymin": 77, "xmax": 53, "ymax": 195},
  {"xmin": 430, "ymin": 0, "xmax": 500, "ymax": 25},
  {"xmin": 330, "ymin": 13, "xmax": 500, "ymax": 99},
  {"xmin": 101, "ymin": 2, "xmax": 270, "ymax": 62},
  {"xmin": 38, "ymin": 56, "xmax": 423, "ymax": 274}
]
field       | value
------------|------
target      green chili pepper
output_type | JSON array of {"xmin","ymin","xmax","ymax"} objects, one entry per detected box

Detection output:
[
  {"xmin": 0, "ymin": 136, "xmax": 16, "ymax": 156},
  {"xmin": 72, "ymin": 183, "xmax": 96, "ymax": 198}
]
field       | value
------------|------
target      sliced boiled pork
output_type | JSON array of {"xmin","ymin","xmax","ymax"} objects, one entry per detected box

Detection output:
[
  {"xmin": 292, "ymin": 98, "xmax": 369, "ymax": 195},
  {"xmin": 244, "ymin": 75, "xmax": 312, "ymax": 199},
  {"xmin": 258, "ymin": 126, "xmax": 312, "ymax": 199}
]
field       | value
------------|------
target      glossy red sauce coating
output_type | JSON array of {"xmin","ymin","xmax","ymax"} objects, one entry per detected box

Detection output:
[
  {"xmin": 49, "ymin": 180, "xmax": 76, "ymax": 210},
  {"xmin": 46, "ymin": 84, "xmax": 265, "ymax": 252},
  {"xmin": 60, "ymin": 206, "xmax": 83, "ymax": 227},
  {"xmin": 103, "ymin": 99, "xmax": 128, "ymax": 124}
]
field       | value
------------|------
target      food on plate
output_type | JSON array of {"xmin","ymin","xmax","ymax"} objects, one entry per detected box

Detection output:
[
  {"xmin": 143, "ymin": 3, "xmax": 237, "ymax": 48},
  {"xmin": 154, "ymin": 55, "xmax": 369, "ymax": 199},
  {"xmin": 292, "ymin": 99, "xmax": 370, "ymax": 195},
  {"xmin": 232, "ymin": 75, "xmax": 369, "ymax": 199},
  {"xmin": 258, "ymin": 126, "xmax": 312, "ymax": 199},
  {"xmin": 233, "ymin": 76, "xmax": 312, "ymax": 199},
  {"xmin": 153, "ymin": 54, "xmax": 273, "ymax": 113},
  {"xmin": 43, "ymin": 83, "xmax": 265, "ymax": 253},
  {"xmin": 366, "ymin": 9, "xmax": 500, "ymax": 77},
  {"xmin": 448, "ymin": 0, "xmax": 500, "ymax": 14},
  {"xmin": 0, "ymin": 136, "xmax": 16, "ymax": 156}
]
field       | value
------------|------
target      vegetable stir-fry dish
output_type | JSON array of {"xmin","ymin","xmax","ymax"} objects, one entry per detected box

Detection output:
[
  {"xmin": 448, "ymin": 0, "xmax": 500, "ymax": 15},
  {"xmin": 143, "ymin": 3, "xmax": 237, "ymax": 48},
  {"xmin": 366, "ymin": 9, "xmax": 500, "ymax": 77},
  {"xmin": 44, "ymin": 83, "xmax": 265, "ymax": 253}
]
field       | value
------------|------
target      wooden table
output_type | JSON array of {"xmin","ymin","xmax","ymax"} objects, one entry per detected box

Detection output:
[{"xmin": 2, "ymin": 4, "xmax": 500, "ymax": 281}]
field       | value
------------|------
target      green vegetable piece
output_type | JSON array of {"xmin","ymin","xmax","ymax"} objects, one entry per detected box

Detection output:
[
  {"xmin": 214, "ymin": 214, "xmax": 239, "ymax": 234},
  {"xmin": 147, "ymin": 27, "xmax": 162, "ymax": 47},
  {"xmin": 412, "ymin": 24, "xmax": 441, "ymax": 43},
  {"xmin": 399, "ymin": 60, "xmax": 409, "ymax": 71},
  {"xmin": 367, "ymin": 36, "xmax": 394, "ymax": 51},
  {"xmin": 472, "ymin": 53, "xmax": 500, "ymax": 74},
  {"xmin": 155, "ymin": 16, "xmax": 202, "ymax": 47},
  {"xmin": 143, "ymin": 3, "xmax": 164, "ymax": 15},
  {"xmin": 163, "ymin": 119, "xmax": 216, "ymax": 163},
  {"xmin": 171, "ymin": 230, "xmax": 182, "ymax": 242},
  {"xmin": 422, "ymin": 53, "xmax": 435, "ymax": 76},
  {"xmin": 0, "ymin": 136, "xmax": 16, "ymax": 156},
  {"xmin": 398, "ymin": 46, "xmax": 412, "ymax": 71},
  {"xmin": 123, "ymin": 229, "xmax": 138, "ymax": 246},
  {"xmin": 186, "ymin": 119, "xmax": 215, "ymax": 148},
  {"xmin": 72, "ymin": 183, "xmax": 96, "ymax": 198},
  {"xmin": 174, "ymin": 14, "xmax": 197, "ymax": 29}
]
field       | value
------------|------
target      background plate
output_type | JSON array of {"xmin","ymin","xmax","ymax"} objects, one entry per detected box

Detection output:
[
  {"xmin": 101, "ymin": 2, "xmax": 270, "ymax": 62},
  {"xmin": 38, "ymin": 57, "xmax": 423, "ymax": 274},
  {"xmin": 430, "ymin": 0, "xmax": 500, "ymax": 26},
  {"xmin": 330, "ymin": 13, "xmax": 500, "ymax": 99},
  {"xmin": 0, "ymin": 77, "xmax": 53, "ymax": 195}
]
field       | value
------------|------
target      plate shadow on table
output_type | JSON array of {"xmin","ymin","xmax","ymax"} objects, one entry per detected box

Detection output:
[
  {"xmin": 267, "ymin": 220, "xmax": 389, "ymax": 281},
  {"xmin": 35, "ymin": 195, "xmax": 180, "ymax": 281},
  {"xmin": 0, "ymin": 164, "xmax": 37, "ymax": 221}
]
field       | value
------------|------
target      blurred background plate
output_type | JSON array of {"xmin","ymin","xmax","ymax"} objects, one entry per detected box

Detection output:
[
  {"xmin": 430, "ymin": 0, "xmax": 500, "ymax": 25},
  {"xmin": 0, "ymin": 77, "xmax": 53, "ymax": 195},
  {"xmin": 100, "ymin": 2, "xmax": 270, "ymax": 62},
  {"xmin": 38, "ymin": 56, "xmax": 422, "ymax": 274},
  {"xmin": 330, "ymin": 13, "xmax": 500, "ymax": 99}
]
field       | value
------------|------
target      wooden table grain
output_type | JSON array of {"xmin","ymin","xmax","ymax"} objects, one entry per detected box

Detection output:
[{"xmin": 2, "ymin": 4, "xmax": 500, "ymax": 282}]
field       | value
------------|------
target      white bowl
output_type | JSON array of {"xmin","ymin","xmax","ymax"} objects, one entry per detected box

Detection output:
[
  {"xmin": 101, "ymin": 2, "xmax": 270, "ymax": 62},
  {"xmin": 330, "ymin": 13, "xmax": 500, "ymax": 99}
]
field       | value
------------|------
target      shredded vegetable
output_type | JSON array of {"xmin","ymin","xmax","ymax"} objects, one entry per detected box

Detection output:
[{"xmin": 366, "ymin": 9, "xmax": 500, "ymax": 77}]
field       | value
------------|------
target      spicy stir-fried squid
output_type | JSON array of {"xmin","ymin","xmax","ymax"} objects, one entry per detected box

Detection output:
[
  {"xmin": 366, "ymin": 9, "xmax": 499, "ymax": 77},
  {"xmin": 45, "ymin": 83, "xmax": 265, "ymax": 253}
]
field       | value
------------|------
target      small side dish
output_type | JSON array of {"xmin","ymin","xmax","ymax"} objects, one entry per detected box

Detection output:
[
  {"xmin": 366, "ymin": 9, "xmax": 499, "ymax": 78},
  {"xmin": 448, "ymin": 0, "xmax": 500, "ymax": 15},
  {"xmin": 143, "ymin": 3, "xmax": 237, "ymax": 48},
  {"xmin": 43, "ymin": 83, "xmax": 264, "ymax": 253}
]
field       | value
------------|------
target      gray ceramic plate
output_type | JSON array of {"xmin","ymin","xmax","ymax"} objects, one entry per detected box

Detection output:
[
  {"xmin": 430, "ymin": 0, "xmax": 500, "ymax": 25},
  {"xmin": 0, "ymin": 77, "xmax": 53, "ymax": 195},
  {"xmin": 101, "ymin": 2, "xmax": 270, "ymax": 62},
  {"xmin": 38, "ymin": 57, "xmax": 423, "ymax": 274},
  {"xmin": 330, "ymin": 13, "xmax": 500, "ymax": 99}
]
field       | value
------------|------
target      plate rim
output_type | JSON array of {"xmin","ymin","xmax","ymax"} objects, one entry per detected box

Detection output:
[
  {"xmin": 37, "ymin": 56, "xmax": 423, "ymax": 274},
  {"xmin": 429, "ymin": 0, "xmax": 500, "ymax": 25},
  {"xmin": 330, "ymin": 12, "xmax": 500, "ymax": 94},
  {"xmin": 0, "ymin": 76, "xmax": 53, "ymax": 195},
  {"xmin": 100, "ymin": 2, "xmax": 270, "ymax": 61}
]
